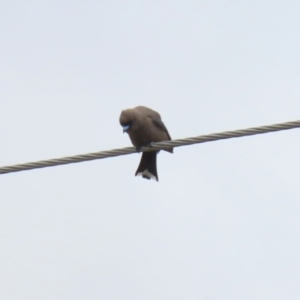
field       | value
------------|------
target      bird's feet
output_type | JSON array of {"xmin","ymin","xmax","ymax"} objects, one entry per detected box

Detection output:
[{"xmin": 135, "ymin": 143, "xmax": 153, "ymax": 153}]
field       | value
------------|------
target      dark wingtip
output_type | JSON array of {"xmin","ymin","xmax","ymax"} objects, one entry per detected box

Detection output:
[{"xmin": 165, "ymin": 147, "xmax": 173, "ymax": 153}]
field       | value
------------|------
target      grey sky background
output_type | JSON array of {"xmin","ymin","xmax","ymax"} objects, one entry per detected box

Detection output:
[{"xmin": 1, "ymin": 1, "xmax": 300, "ymax": 299}]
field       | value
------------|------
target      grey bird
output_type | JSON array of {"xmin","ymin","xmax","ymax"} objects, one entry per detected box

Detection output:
[{"xmin": 119, "ymin": 106, "xmax": 173, "ymax": 181}]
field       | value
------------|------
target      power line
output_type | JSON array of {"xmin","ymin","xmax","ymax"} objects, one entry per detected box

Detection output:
[{"xmin": 1, "ymin": 119, "xmax": 300, "ymax": 175}]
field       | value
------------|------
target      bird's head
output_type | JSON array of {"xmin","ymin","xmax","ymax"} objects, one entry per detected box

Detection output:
[{"xmin": 119, "ymin": 109, "xmax": 135, "ymax": 133}]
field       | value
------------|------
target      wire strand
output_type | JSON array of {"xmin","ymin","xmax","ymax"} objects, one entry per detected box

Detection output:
[{"xmin": 1, "ymin": 119, "xmax": 300, "ymax": 175}]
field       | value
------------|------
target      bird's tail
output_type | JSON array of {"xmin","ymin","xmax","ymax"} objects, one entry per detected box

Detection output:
[{"xmin": 135, "ymin": 151, "xmax": 158, "ymax": 181}]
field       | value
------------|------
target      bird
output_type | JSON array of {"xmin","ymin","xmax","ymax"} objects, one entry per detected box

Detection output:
[{"xmin": 119, "ymin": 106, "xmax": 172, "ymax": 181}]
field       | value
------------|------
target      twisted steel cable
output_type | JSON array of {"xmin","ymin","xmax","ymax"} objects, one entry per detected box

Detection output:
[{"xmin": 1, "ymin": 119, "xmax": 300, "ymax": 175}]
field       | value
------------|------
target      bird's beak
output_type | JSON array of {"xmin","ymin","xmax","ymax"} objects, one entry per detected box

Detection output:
[{"xmin": 122, "ymin": 125, "xmax": 130, "ymax": 133}]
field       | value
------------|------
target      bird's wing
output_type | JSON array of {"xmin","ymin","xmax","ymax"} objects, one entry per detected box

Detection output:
[{"xmin": 152, "ymin": 118, "xmax": 172, "ymax": 140}]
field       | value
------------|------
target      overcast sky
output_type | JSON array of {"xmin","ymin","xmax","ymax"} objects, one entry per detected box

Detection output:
[{"xmin": 1, "ymin": 1, "xmax": 300, "ymax": 299}]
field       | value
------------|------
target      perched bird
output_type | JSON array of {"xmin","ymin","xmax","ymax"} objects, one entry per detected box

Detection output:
[{"xmin": 119, "ymin": 106, "xmax": 172, "ymax": 181}]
